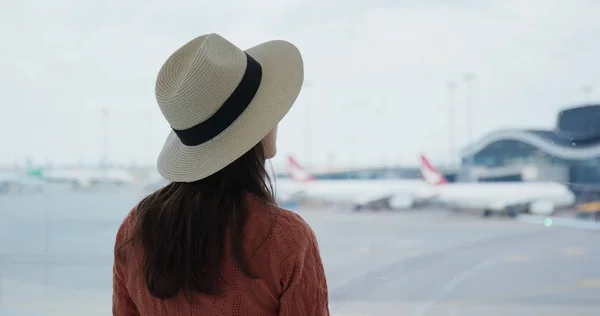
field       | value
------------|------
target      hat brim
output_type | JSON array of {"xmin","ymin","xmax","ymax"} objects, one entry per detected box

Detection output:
[{"xmin": 156, "ymin": 40, "xmax": 304, "ymax": 182}]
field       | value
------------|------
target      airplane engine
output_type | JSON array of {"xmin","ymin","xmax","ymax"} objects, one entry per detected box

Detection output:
[
  {"xmin": 72, "ymin": 179, "xmax": 92, "ymax": 189},
  {"xmin": 529, "ymin": 200, "xmax": 555, "ymax": 216},
  {"xmin": 389, "ymin": 195, "xmax": 414, "ymax": 210}
]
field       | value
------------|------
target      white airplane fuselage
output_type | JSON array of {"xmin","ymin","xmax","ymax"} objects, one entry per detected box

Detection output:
[
  {"xmin": 430, "ymin": 181, "xmax": 575, "ymax": 213},
  {"xmin": 41, "ymin": 168, "xmax": 136, "ymax": 187},
  {"xmin": 275, "ymin": 178, "xmax": 432, "ymax": 209}
]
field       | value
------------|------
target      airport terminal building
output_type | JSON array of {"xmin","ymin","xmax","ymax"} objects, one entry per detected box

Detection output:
[{"xmin": 461, "ymin": 105, "xmax": 600, "ymax": 199}]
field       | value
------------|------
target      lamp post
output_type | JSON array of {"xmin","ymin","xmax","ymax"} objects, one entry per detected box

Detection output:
[
  {"xmin": 303, "ymin": 80, "xmax": 312, "ymax": 168},
  {"xmin": 582, "ymin": 85, "xmax": 593, "ymax": 103},
  {"xmin": 464, "ymin": 73, "xmax": 477, "ymax": 181},
  {"xmin": 447, "ymin": 81, "xmax": 457, "ymax": 166},
  {"xmin": 101, "ymin": 108, "xmax": 110, "ymax": 169}
]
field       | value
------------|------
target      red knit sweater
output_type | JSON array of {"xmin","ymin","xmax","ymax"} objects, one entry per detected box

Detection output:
[{"xmin": 112, "ymin": 196, "xmax": 330, "ymax": 315}]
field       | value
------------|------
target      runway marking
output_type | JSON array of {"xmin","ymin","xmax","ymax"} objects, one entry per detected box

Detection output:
[
  {"xmin": 578, "ymin": 279, "xmax": 600, "ymax": 288},
  {"xmin": 411, "ymin": 256, "xmax": 503, "ymax": 316},
  {"xmin": 563, "ymin": 246, "xmax": 587, "ymax": 256},
  {"xmin": 504, "ymin": 254, "xmax": 532, "ymax": 262}
]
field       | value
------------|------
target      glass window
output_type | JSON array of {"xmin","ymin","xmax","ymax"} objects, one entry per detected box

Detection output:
[
  {"xmin": 570, "ymin": 158, "xmax": 600, "ymax": 183},
  {"xmin": 469, "ymin": 140, "xmax": 540, "ymax": 168}
]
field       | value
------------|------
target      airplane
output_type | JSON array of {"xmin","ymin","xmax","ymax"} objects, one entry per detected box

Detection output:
[
  {"xmin": 281, "ymin": 155, "xmax": 433, "ymax": 211},
  {"xmin": 141, "ymin": 170, "xmax": 170, "ymax": 193},
  {"xmin": 270, "ymin": 177, "xmax": 302, "ymax": 206},
  {"xmin": 419, "ymin": 154, "xmax": 576, "ymax": 217},
  {"xmin": 0, "ymin": 171, "xmax": 45, "ymax": 195},
  {"xmin": 25, "ymin": 166, "xmax": 137, "ymax": 189}
]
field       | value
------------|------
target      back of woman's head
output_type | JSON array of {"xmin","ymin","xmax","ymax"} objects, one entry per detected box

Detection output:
[{"xmin": 122, "ymin": 142, "xmax": 275, "ymax": 300}]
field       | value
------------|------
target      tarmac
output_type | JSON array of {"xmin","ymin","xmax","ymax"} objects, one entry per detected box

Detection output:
[{"xmin": 0, "ymin": 191, "xmax": 599, "ymax": 315}]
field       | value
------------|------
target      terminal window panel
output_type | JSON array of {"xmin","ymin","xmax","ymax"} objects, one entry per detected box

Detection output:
[
  {"xmin": 469, "ymin": 140, "xmax": 600, "ymax": 185},
  {"xmin": 570, "ymin": 158, "xmax": 600, "ymax": 183},
  {"xmin": 470, "ymin": 140, "xmax": 541, "ymax": 168}
]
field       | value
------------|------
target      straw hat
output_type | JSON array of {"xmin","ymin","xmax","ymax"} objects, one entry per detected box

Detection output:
[{"xmin": 154, "ymin": 33, "xmax": 304, "ymax": 182}]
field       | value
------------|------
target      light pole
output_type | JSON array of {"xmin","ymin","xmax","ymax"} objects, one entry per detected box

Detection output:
[
  {"xmin": 447, "ymin": 81, "xmax": 457, "ymax": 166},
  {"xmin": 464, "ymin": 73, "xmax": 477, "ymax": 181},
  {"xmin": 303, "ymin": 80, "xmax": 312, "ymax": 169},
  {"xmin": 582, "ymin": 85, "xmax": 593, "ymax": 103},
  {"xmin": 101, "ymin": 108, "xmax": 110, "ymax": 169}
]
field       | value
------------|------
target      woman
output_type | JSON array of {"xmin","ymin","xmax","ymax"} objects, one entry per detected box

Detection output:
[{"xmin": 112, "ymin": 33, "xmax": 329, "ymax": 315}]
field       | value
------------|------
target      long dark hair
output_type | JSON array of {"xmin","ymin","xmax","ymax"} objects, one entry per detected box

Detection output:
[{"xmin": 117, "ymin": 142, "xmax": 276, "ymax": 300}]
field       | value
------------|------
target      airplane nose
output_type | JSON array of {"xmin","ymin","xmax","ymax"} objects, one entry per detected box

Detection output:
[{"xmin": 566, "ymin": 190, "xmax": 576, "ymax": 205}]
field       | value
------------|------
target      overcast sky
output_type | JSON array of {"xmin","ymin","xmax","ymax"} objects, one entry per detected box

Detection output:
[{"xmin": 1, "ymin": 0, "xmax": 599, "ymax": 169}]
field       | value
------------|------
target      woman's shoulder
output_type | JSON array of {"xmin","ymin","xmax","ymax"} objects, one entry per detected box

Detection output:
[
  {"xmin": 272, "ymin": 207, "xmax": 314, "ymax": 239},
  {"xmin": 246, "ymin": 197, "xmax": 318, "ymax": 261},
  {"xmin": 115, "ymin": 207, "xmax": 137, "ymax": 243},
  {"xmin": 248, "ymin": 196, "xmax": 314, "ymax": 238}
]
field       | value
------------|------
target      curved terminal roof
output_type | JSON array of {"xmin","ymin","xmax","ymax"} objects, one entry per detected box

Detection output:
[{"xmin": 462, "ymin": 129, "xmax": 600, "ymax": 160}]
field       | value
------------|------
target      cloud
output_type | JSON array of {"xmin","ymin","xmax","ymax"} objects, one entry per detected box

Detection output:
[{"xmin": 0, "ymin": 0, "xmax": 599, "ymax": 167}]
